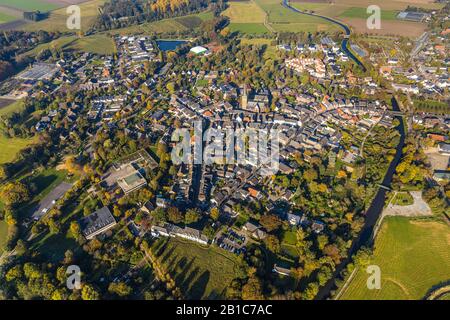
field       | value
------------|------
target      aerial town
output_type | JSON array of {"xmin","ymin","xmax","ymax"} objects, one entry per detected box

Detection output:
[{"xmin": 0, "ymin": 0, "xmax": 448, "ymax": 305}]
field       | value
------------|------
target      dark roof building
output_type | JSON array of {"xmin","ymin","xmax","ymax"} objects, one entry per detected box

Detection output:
[{"xmin": 80, "ymin": 207, "xmax": 117, "ymax": 240}]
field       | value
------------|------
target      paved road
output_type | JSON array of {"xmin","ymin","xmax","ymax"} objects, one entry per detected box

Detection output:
[{"xmin": 31, "ymin": 182, "xmax": 73, "ymax": 220}]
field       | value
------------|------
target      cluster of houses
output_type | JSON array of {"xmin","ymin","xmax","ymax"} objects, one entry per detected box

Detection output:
[
  {"xmin": 382, "ymin": 30, "xmax": 449, "ymax": 97},
  {"xmin": 116, "ymin": 36, "xmax": 157, "ymax": 64}
]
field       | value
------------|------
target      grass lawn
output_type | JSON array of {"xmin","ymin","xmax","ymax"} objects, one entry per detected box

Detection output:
[
  {"xmin": 229, "ymin": 23, "xmax": 269, "ymax": 34},
  {"xmin": 0, "ymin": 135, "xmax": 35, "ymax": 165},
  {"xmin": 0, "ymin": 0, "xmax": 60, "ymax": 12},
  {"xmin": 153, "ymin": 237, "xmax": 243, "ymax": 299},
  {"xmin": 392, "ymin": 192, "xmax": 414, "ymax": 206},
  {"xmin": 282, "ymin": 230, "xmax": 297, "ymax": 245},
  {"xmin": 0, "ymin": 220, "xmax": 8, "ymax": 254},
  {"xmin": 339, "ymin": 7, "xmax": 398, "ymax": 20},
  {"xmin": 340, "ymin": 217, "xmax": 450, "ymax": 300},
  {"xmin": 22, "ymin": 0, "xmax": 105, "ymax": 32}
]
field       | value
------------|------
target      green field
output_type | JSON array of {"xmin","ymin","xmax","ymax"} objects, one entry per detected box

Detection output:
[
  {"xmin": 0, "ymin": 135, "xmax": 35, "ymax": 165},
  {"xmin": 223, "ymin": 0, "xmax": 339, "ymax": 34},
  {"xmin": 22, "ymin": 0, "xmax": 106, "ymax": 32},
  {"xmin": 340, "ymin": 217, "xmax": 450, "ymax": 300},
  {"xmin": 0, "ymin": 0, "xmax": 60, "ymax": 12},
  {"xmin": 67, "ymin": 35, "xmax": 116, "ymax": 55},
  {"xmin": 153, "ymin": 238, "xmax": 243, "ymax": 299},
  {"xmin": 339, "ymin": 7, "xmax": 398, "ymax": 20},
  {"xmin": 272, "ymin": 21, "xmax": 340, "ymax": 33},
  {"xmin": 223, "ymin": 1, "xmax": 266, "ymax": 23},
  {"xmin": 256, "ymin": 0, "xmax": 308, "ymax": 23},
  {"xmin": 229, "ymin": 23, "xmax": 269, "ymax": 34},
  {"xmin": 0, "ymin": 11, "xmax": 14, "ymax": 23}
]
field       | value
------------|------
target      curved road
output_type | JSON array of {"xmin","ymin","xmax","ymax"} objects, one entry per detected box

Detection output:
[{"xmin": 282, "ymin": 0, "xmax": 366, "ymax": 71}]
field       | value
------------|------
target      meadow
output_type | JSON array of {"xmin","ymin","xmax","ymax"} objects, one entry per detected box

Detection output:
[
  {"xmin": 229, "ymin": 23, "xmax": 269, "ymax": 35},
  {"xmin": 340, "ymin": 217, "xmax": 450, "ymax": 300},
  {"xmin": 19, "ymin": 34, "xmax": 116, "ymax": 57},
  {"xmin": 224, "ymin": 0, "xmax": 338, "ymax": 34},
  {"xmin": 66, "ymin": 34, "xmax": 116, "ymax": 55},
  {"xmin": 0, "ymin": 0, "xmax": 60, "ymax": 12},
  {"xmin": 0, "ymin": 11, "xmax": 14, "ymax": 23},
  {"xmin": 339, "ymin": 7, "xmax": 398, "ymax": 20},
  {"xmin": 223, "ymin": 1, "xmax": 266, "ymax": 24},
  {"xmin": 153, "ymin": 237, "xmax": 243, "ymax": 299},
  {"xmin": 22, "ymin": 0, "xmax": 106, "ymax": 32}
]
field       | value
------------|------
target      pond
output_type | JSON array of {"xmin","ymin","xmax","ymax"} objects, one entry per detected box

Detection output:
[{"xmin": 156, "ymin": 39, "xmax": 188, "ymax": 51}]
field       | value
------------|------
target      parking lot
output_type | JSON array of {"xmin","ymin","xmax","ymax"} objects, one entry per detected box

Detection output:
[
  {"xmin": 31, "ymin": 182, "xmax": 73, "ymax": 220},
  {"xmin": 215, "ymin": 228, "xmax": 247, "ymax": 255}
]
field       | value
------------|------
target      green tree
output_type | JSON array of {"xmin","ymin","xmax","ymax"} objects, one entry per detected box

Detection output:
[
  {"xmin": 0, "ymin": 181, "xmax": 30, "ymax": 207},
  {"xmin": 185, "ymin": 209, "xmax": 201, "ymax": 225},
  {"xmin": 81, "ymin": 284, "xmax": 100, "ymax": 300},
  {"xmin": 108, "ymin": 282, "xmax": 132, "ymax": 297}
]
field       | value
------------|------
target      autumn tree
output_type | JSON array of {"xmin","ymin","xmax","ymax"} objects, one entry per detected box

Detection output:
[
  {"xmin": 0, "ymin": 181, "xmax": 30, "ymax": 207},
  {"xmin": 259, "ymin": 214, "xmax": 282, "ymax": 232},
  {"xmin": 185, "ymin": 209, "xmax": 201, "ymax": 225},
  {"xmin": 167, "ymin": 207, "xmax": 183, "ymax": 224}
]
